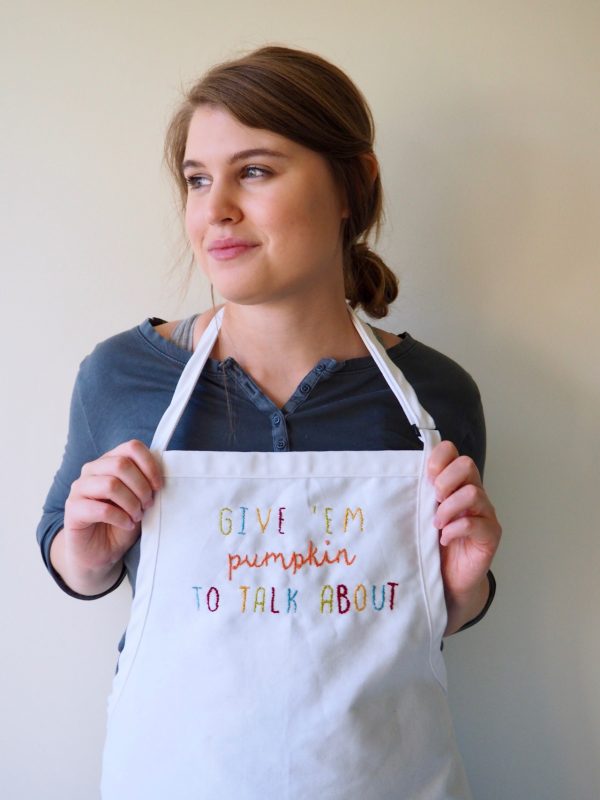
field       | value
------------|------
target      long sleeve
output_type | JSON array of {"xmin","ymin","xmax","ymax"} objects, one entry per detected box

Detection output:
[{"xmin": 36, "ymin": 362, "xmax": 111, "ymax": 598}]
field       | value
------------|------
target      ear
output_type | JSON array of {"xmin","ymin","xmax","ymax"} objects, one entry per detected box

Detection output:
[
  {"xmin": 338, "ymin": 154, "xmax": 379, "ymax": 221},
  {"xmin": 337, "ymin": 179, "xmax": 350, "ymax": 220},
  {"xmin": 361, "ymin": 153, "xmax": 379, "ymax": 185}
]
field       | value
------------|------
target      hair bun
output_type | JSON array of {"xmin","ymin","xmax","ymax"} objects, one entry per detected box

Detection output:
[{"xmin": 345, "ymin": 242, "xmax": 398, "ymax": 319}]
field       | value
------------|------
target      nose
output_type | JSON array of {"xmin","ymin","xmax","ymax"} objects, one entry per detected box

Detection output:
[{"xmin": 206, "ymin": 179, "xmax": 242, "ymax": 225}]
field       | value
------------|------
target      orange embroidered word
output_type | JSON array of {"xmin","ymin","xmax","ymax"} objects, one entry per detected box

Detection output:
[
  {"xmin": 227, "ymin": 538, "xmax": 356, "ymax": 581},
  {"xmin": 320, "ymin": 582, "xmax": 399, "ymax": 613}
]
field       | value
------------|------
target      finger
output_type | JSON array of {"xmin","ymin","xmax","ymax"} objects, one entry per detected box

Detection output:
[
  {"xmin": 81, "ymin": 452, "xmax": 158, "ymax": 510},
  {"xmin": 74, "ymin": 474, "xmax": 150, "ymax": 524},
  {"xmin": 434, "ymin": 484, "xmax": 493, "ymax": 530},
  {"xmin": 433, "ymin": 455, "xmax": 482, "ymax": 502},
  {"xmin": 427, "ymin": 441, "xmax": 459, "ymax": 483},
  {"xmin": 65, "ymin": 496, "xmax": 140, "ymax": 532},
  {"xmin": 439, "ymin": 515, "xmax": 501, "ymax": 550},
  {"xmin": 106, "ymin": 439, "xmax": 163, "ymax": 492}
]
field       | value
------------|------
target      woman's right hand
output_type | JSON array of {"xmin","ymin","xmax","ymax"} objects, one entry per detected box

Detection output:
[{"xmin": 52, "ymin": 440, "xmax": 163, "ymax": 595}]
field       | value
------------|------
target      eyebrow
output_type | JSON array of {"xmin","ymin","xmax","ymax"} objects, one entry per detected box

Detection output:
[{"xmin": 181, "ymin": 148, "xmax": 289, "ymax": 171}]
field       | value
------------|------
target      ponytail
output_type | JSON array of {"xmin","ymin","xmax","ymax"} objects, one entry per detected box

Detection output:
[{"xmin": 344, "ymin": 242, "xmax": 398, "ymax": 319}]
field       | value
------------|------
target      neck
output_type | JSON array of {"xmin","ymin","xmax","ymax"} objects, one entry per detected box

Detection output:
[
  {"xmin": 218, "ymin": 297, "xmax": 368, "ymax": 361},
  {"xmin": 210, "ymin": 295, "xmax": 370, "ymax": 408}
]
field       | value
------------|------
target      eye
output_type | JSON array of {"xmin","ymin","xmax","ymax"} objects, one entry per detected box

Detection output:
[
  {"xmin": 184, "ymin": 174, "xmax": 211, "ymax": 190},
  {"xmin": 242, "ymin": 165, "xmax": 271, "ymax": 179}
]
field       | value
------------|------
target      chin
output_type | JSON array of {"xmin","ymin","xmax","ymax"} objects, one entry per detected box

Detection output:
[{"xmin": 211, "ymin": 283, "xmax": 269, "ymax": 306}]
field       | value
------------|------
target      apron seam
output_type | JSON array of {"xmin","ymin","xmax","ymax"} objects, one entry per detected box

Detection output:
[
  {"xmin": 105, "ymin": 492, "xmax": 163, "ymax": 720},
  {"xmin": 416, "ymin": 431, "xmax": 448, "ymax": 691}
]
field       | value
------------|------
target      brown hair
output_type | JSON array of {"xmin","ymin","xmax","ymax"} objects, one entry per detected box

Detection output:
[{"xmin": 164, "ymin": 45, "xmax": 398, "ymax": 318}]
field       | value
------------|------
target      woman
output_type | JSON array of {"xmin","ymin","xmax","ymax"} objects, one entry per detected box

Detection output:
[{"xmin": 38, "ymin": 46, "xmax": 501, "ymax": 799}]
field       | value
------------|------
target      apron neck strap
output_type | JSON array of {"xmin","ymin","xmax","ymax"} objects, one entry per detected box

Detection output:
[
  {"xmin": 151, "ymin": 308, "xmax": 224, "ymax": 452},
  {"xmin": 348, "ymin": 309, "xmax": 437, "ymax": 433},
  {"xmin": 151, "ymin": 305, "xmax": 437, "ymax": 453}
]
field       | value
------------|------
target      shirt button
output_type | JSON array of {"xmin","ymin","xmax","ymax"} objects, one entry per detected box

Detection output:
[
  {"xmin": 272, "ymin": 414, "xmax": 281, "ymax": 425},
  {"xmin": 300, "ymin": 383, "xmax": 310, "ymax": 394},
  {"xmin": 276, "ymin": 439, "xmax": 286, "ymax": 450},
  {"xmin": 315, "ymin": 364, "xmax": 325, "ymax": 373}
]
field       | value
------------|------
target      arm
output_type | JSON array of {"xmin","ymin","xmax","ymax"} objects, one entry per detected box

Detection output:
[
  {"xmin": 50, "ymin": 439, "xmax": 163, "ymax": 597},
  {"xmin": 50, "ymin": 529, "xmax": 127, "ymax": 597},
  {"xmin": 36, "ymin": 328, "xmax": 177, "ymax": 598},
  {"xmin": 427, "ymin": 441, "xmax": 502, "ymax": 636}
]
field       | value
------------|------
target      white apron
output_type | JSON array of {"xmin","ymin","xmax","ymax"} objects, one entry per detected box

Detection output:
[{"xmin": 101, "ymin": 308, "xmax": 472, "ymax": 799}]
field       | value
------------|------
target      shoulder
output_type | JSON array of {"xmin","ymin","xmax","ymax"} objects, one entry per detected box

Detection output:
[
  {"xmin": 81, "ymin": 319, "xmax": 190, "ymax": 373},
  {"xmin": 389, "ymin": 334, "xmax": 486, "ymax": 473},
  {"xmin": 371, "ymin": 326, "xmax": 402, "ymax": 349},
  {"xmin": 153, "ymin": 308, "xmax": 221, "ymax": 350},
  {"xmin": 153, "ymin": 319, "xmax": 181, "ymax": 342},
  {"xmin": 391, "ymin": 335, "xmax": 481, "ymax": 404},
  {"xmin": 76, "ymin": 319, "xmax": 192, "ymax": 406},
  {"xmin": 73, "ymin": 320, "xmax": 192, "ymax": 453}
]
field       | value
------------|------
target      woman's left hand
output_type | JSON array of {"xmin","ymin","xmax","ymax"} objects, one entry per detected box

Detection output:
[{"xmin": 427, "ymin": 441, "xmax": 502, "ymax": 635}]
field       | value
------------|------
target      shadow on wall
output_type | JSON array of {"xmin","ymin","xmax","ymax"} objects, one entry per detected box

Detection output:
[
  {"xmin": 445, "ymin": 336, "xmax": 599, "ymax": 800},
  {"xmin": 384, "ymin": 92, "xmax": 600, "ymax": 800}
]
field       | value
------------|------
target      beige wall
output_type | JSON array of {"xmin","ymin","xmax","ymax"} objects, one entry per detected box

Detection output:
[{"xmin": 2, "ymin": 2, "xmax": 598, "ymax": 797}]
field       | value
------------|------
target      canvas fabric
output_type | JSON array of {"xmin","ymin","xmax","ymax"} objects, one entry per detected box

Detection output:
[{"xmin": 101, "ymin": 307, "xmax": 471, "ymax": 799}]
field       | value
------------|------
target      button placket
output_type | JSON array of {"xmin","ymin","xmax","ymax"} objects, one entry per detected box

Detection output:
[{"xmin": 271, "ymin": 411, "xmax": 289, "ymax": 451}]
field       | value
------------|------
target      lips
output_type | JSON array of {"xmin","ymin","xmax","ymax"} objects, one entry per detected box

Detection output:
[{"xmin": 207, "ymin": 238, "xmax": 259, "ymax": 261}]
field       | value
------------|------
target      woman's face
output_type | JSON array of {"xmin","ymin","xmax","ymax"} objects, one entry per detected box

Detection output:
[{"xmin": 182, "ymin": 106, "xmax": 348, "ymax": 307}]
